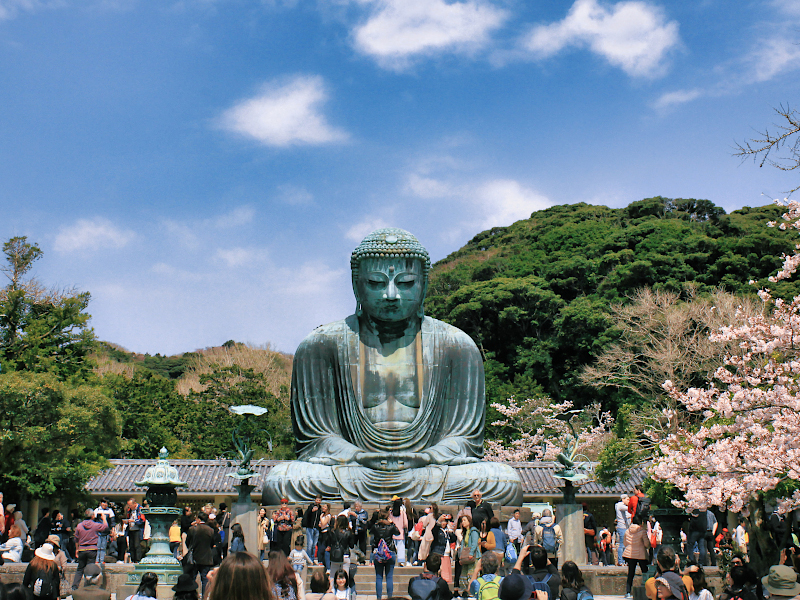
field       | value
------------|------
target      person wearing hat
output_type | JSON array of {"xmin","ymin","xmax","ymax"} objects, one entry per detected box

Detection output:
[
  {"xmin": 72, "ymin": 563, "xmax": 110, "ymax": 600},
  {"xmin": 46, "ymin": 534, "xmax": 69, "ymax": 598},
  {"xmin": 23, "ymin": 543, "xmax": 61, "ymax": 600},
  {"xmin": 172, "ymin": 573, "xmax": 199, "ymax": 600},
  {"xmin": 762, "ymin": 565, "xmax": 800, "ymax": 599},
  {"xmin": 498, "ymin": 545, "xmax": 539, "ymax": 600}
]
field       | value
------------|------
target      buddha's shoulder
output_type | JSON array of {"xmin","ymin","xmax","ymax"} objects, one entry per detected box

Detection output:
[
  {"xmin": 423, "ymin": 317, "xmax": 479, "ymax": 351},
  {"xmin": 296, "ymin": 316, "xmax": 358, "ymax": 348}
]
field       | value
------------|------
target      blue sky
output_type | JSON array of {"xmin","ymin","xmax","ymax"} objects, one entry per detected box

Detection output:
[{"xmin": 2, "ymin": 0, "xmax": 800, "ymax": 355}]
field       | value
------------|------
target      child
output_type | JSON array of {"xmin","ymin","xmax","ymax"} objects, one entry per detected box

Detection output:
[
  {"xmin": 333, "ymin": 568, "xmax": 354, "ymax": 600},
  {"xmin": 290, "ymin": 539, "xmax": 313, "ymax": 574}
]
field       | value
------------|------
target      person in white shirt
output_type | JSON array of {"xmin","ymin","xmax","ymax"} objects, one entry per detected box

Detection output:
[
  {"xmin": 507, "ymin": 510, "xmax": 523, "ymax": 553},
  {"xmin": 95, "ymin": 498, "xmax": 116, "ymax": 563},
  {"xmin": 615, "ymin": 494, "xmax": 631, "ymax": 566},
  {"xmin": 734, "ymin": 517, "xmax": 747, "ymax": 555}
]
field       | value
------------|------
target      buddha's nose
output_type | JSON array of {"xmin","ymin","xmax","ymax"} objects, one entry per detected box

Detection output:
[{"xmin": 385, "ymin": 280, "xmax": 399, "ymax": 300}]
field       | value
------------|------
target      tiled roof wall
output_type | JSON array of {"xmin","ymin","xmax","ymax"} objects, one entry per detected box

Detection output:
[{"xmin": 86, "ymin": 460, "xmax": 644, "ymax": 496}]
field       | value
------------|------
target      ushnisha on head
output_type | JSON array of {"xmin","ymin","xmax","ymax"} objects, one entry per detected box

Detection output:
[{"xmin": 351, "ymin": 228, "xmax": 431, "ymax": 322}]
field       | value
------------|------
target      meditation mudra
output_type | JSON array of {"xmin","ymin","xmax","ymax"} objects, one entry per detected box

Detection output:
[{"xmin": 263, "ymin": 228, "xmax": 522, "ymax": 504}]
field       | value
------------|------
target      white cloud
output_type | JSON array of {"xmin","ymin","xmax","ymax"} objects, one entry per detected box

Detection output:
[
  {"xmin": 405, "ymin": 173, "xmax": 457, "ymax": 198},
  {"xmin": 54, "ymin": 218, "xmax": 135, "ymax": 253},
  {"xmin": 746, "ymin": 37, "xmax": 800, "ymax": 83},
  {"xmin": 214, "ymin": 247, "xmax": 267, "ymax": 268},
  {"xmin": 276, "ymin": 184, "xmax": 314, "ymax": 206},
  {"xmin": 0, "ymin": 0, "xmax": 63, "ymax": 21},
  {"xmin": 474, "ymin": 179, "xmax": 551, "ymax": 229},
  {"xmin": 524, "ymin": 0, "xmax": 680, "ymax": 78},
  {"xmin": 220, "ymin": 75, "xmax": 348, "ymax": 147},
  {"xmin": 652, "ymin": 88, "xmax": 703, "ymax": 110},
  {"xmin": 345, "ymin": 218, "xmax": 391, "ymax": 243},
  {"xmin": 279, "ymin": 261, "xmax": 347, "ymax": 295},
  {"xmin": 211, "ymin": 206, "xmax": 256, "ymax": 228},
  {"xmin": 353, "ymin": 0, "xmax": 507, "ymax": 68}
]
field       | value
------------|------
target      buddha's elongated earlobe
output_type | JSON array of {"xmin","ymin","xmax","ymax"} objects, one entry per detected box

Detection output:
[{"xmin": 356, "ymin": 301, "xmax": 362, "ymax": 317}]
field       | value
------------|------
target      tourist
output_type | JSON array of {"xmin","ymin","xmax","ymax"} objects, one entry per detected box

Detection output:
[
  {"xmin": 332, "ymin": 569, "xmax": 353, "ymax": 600},
  {"xmin": 5, "ymin": 582, "xmax": 33, "ymax": 600},
  {"xmin": 328, "ymin": 515, "xmax": 354, "ymax": 583},
  {"xmin": 389, "ymin": 497, "xmax": 408, "ymax": 566},
  {"xmin": 184, "ymin": 511, "xmax": 216, "ymax": 596},
  {"xmin": 582, "ymin": 504, "xmax": 597, "ymax": 566},
  {"xmin": 274, "ymin": 499, "xmax": 296, "ymax": 558},
  {"xmin": 208, "ymin": 513, "xmax": 222, "ymax": 564},
  {"xmin": 268, "ymin": 550, "xmax": 305, "ymax": 600},
  {"xmin": 230, "ymin": 523, "xmax": 247, "ymax": 554},
  {"xmin": 408, "ymin": 553, "xmax": 452, "ymax": 600},
  {"xmin": 319, "ymin": 503, "xmax": 333, "ymax": 570},
  {"xmin": 498, "ymin": 549, "xmax": 535, "ymax": 600},
  {"xmin": 217, "ymin": 503, "xmax": 231, "ymax": 560},
  {"xmin": 33, "ymin": 508, "xmax": 52, "ymax": 549},
  {"xmin": 418, "ymin": 504, "xmax": 440, "ymax": 563},
  {"xmin": 371, "ymin": 508, "xmax": 400, "ymax": 599},
  {"xmin": 125, "ymin": 499, "xmax": 145, "ymax": 563},
  {"xmin": 180, "ymin": 507, "xmax": 193, "ymax": 536},
  {"xmin": 43, "ymin": 535, "xmax": 68, "ymax": 598},
  {"xmin": 526, "ymin": 544, "xmax": 561, "ymax": 600},
  {"xmin": 533, "ymin": 510, "xmax": 563, "ymax": 568},
  {"xmin": 718, "ymin": 565, "xmax": 759, "ymax": 600},
  {"xmin": 171, "ymin": 574, "xmax": 199, "ymax": 600},
  {"xmin": 73, "ymin": 509, "xmax": 109, "ymax": 590},
  {"xmin": 51, "ymin": 511, "xmax": 71, "ymax": 562},
  {"xmin": 23, "ymin": 543, "xmax": 61, "ymax": 600},
  {"xmin": 734, "ymin": 518, "xmax": 748, "ymax": 556},
  {"xmin": 559, "ymin": 561, "xmax": 591, "ymax": 600},
  {"xmin": 353, "ymin": 500, "xmax": 369, "ymax": 560},
  {"xmin": 125, "ymin": 573, "xmax": 158, "ymax": 600},
  {"xmin": 0, "ymin": 526, "xmax": 23, "ymax": 563},
  {"xmin": 456, "ymin": 514, "xmax": 479, "ymax": 595},
  {"xmin": 507, "ymin": 511, "xmax": 523, "ymax": 554},
  {"xmin": 623, "ymin": 516, "xmax": 651, "ymax": 599},
  {"xmin": 94, "ymin": 499, "xmax": 115, "ymax": 564},
  {"xmin": 615, "ymin": 495, "xmax": 630, "ymax": 567},
  {"xmin": 13, "ymin": 511, "xmax": 28, "ymax": 544},
  {"xmin": 306, "ymin": 570, "xmax": 336, "ymax": 600},
  {"xmin": 258, "ymin": 507, "xmax": 271, "ymax": 561},
  {"xmin": 468, "ymin": 490, "xmax": 494, "ymax": 532},
  {"xmin": 684, "ymin": 566, "xmax": 712, "ymax": 600},
  {"xmin": 598, "ymin": 526, "xmax": 613, "ymax": 566},
  {"xmin": 303, "ymin": 496, "xmax": 323, "ymax": 562},
  {"xmin": 489, "ymin": 518, "xmax": 507, "ymax": 572},
  {"xmin": 72, "ymin": 563, "xmax": 110, "ymax": 600},
  {"xmin": 207, "ymin": 552, "xmax": 273, "ymax": 600},
  {"xmin": 290, "ymin": 538, "xmax": 314, "ymax": 574},
  {"xmin": 169, "ymin": 520, "xmax": 182, "ymax": 559},
  {"xmin": 644, "ymin": 548, "xmax": 693, "ymax": 600},
  {"xmin": 628, "ymin": 485, "xmax": 647, "ymax": 520},
  {"xmin": 468, "ymin": 551, "xmax": 503, "ymax": 600}
]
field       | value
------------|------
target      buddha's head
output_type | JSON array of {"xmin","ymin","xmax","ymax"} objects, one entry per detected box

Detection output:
[{"xmin": 351, "ymin": 228, "xmax": 430, "ymax": 324}]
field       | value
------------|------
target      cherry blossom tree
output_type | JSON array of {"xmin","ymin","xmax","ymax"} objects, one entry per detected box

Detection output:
[
  {"xmin": 651, "ymin": 199, "xmax": 800, "ymax": 571},
  {"xmin": 484, "ymin": 397, "xmax": 613, "ymax": 463}
]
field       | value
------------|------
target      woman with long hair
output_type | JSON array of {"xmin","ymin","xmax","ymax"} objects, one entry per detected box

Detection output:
[
  {"xmin": 388, "ymin": 498, "xmax": 408, "ymax": 566},
  {"xmin": 0, "ymin": 525, "xmax": 23, "ymax": 562},
  {"xmin": 268, "ymin": 550, "xmax": 304, "ymax": 600},
  {"xmin": 318, "ymin": 504, "xmax": 332, "ymax": 571},
  {"xmin": 328, "ymin": 515, "xmax": 353, "ymax": 585},
  {"xmin": 306, "ymin": 570, "xmax": 336, "ymax": 600},
  {"xmin": 230, "ymin": 523, "xmax": 246, "ymax": 554},
  {"xmin": 370, "ymin": 509, "xmax": 400, "ymax": 600},
  {"xmin": 404, "ymin": 499, "xmax": 419, "ymax": 565},
  {"xmin": 456, "ymin": 514, "xmax": 478, "ymax": 594},
  {"xmin": 560, "ymin": 561, "xmax": 591, "ymax": 600},
  {"xmin": 22, "ymin": 544, "xmax": 60, "ymax": 600},
  {"xmin": 258, "ymin": 508, "xmax": 270, "ymax": 560},
  {"xmin": 208, "ymin": 552, "xmax": 274, "ymax": 600},
  {"xmin": 125, "ymin": 572, "xmax": 158, "ymax": 600},
  {"xmin": 417, "ymin": 503, "xmax": 439, "ymax": 563}
]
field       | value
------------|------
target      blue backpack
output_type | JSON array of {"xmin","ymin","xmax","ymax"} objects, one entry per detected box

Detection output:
[
  {"xmin": 528, "ymin": 573, "xmax": 552, "ymax": 600},
  {"xmin": 541, "ymin": 524, "xmax": 558, "ymax": 554}
]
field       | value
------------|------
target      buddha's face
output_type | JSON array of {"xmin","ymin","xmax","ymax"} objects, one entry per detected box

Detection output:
[{"xmin": 356, "ymin": 257, "xmax": 425, "ymax": 323}]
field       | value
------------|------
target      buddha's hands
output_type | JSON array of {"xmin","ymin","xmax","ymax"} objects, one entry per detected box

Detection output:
[{"xmin": 354, "ymin": 451, "xmax": 432, "ymax": 471}]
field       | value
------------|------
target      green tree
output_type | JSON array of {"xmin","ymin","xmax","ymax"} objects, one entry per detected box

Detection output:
[
  {"xmin": 0, "ymin": 372, "xmax": 121, "ymax": 499},
  {"xmin": 0, "ymin": 237, "xmax": 95, "ymax": 380}
]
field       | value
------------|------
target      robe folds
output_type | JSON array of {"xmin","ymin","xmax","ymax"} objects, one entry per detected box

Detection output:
[{"xmin": 262, "ymin": 315, "xmax": 522, "ymax": 504}]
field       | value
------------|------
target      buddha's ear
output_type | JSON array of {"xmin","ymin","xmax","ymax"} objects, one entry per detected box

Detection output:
[{"xmin": 417, "ymin": 271, "xmax": 429, "ymax": 319}]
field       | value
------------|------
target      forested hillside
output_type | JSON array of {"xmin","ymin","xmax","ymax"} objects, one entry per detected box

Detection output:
[{"xmin": 426, "ymin": 197, "xmax": 799, "ymax": 421}]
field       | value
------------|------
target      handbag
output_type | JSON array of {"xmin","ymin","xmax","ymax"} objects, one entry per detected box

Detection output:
[
  {"xmin": 183, "ymin": 548, "xmax": 195, "ymax": 566},
  {"xmin": 410, "ymin": 529, "xmax": 422, "ymax": 542},
  {"xmin": 459, "ymin": 545, "xmax": 475, "ymax": 565}
]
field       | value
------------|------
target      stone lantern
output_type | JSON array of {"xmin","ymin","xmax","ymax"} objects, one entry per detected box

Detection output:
[{"xmin": 123, "ymin": 447, "xmax": 186, "ymax": 592}]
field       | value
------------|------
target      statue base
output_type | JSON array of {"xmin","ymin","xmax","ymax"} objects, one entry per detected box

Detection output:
[{"xmin": 556, "ymin": 503, "xmax": 587, "ymax": 566}]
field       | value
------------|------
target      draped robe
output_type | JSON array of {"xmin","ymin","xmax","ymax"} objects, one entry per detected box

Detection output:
[{"xmin": 262, "ymin": 315, "xmax": 522, "ymax": 504}]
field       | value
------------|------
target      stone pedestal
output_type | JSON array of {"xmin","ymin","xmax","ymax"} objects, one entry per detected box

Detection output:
[
  {"xmin": 232, "ymin": 502, "xmax": 259, "ymax": 556},
  {"xmin": 557, "ymin": 503, "xmax": 586, "ymax": 566}
]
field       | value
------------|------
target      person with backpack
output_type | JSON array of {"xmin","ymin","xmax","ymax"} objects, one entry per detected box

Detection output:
[
  {"xmin": 328, "ymin": 515, "xmax": 354, "ymax": 587},
  {"xmin": 409, "ymin": 553, "xmax": 453, "ymax": 600},
  {"xmin": 534, "ymin": 510, "xmax": 563, "ymax": 568},
  {"xmin": 526, "ymin": 544, "xmax": 561, "ymax": 600},
  {"xmin": 623, "ymin": 516, "xmax": 651, "ymax": 599},
  {"xmin": 23, "ymin": 543, "xmax": 61, "ymax": 600},
  {"xmin": 559, "ymin": 561, "xmax": 592, "ymax": 600},
  {"xmin": 371, "ymin": 509, "xmax": 400, "ymax": 600},
  {"xmin": 469, "ymin": 550, "xmax": 503, "ymax": 600}
]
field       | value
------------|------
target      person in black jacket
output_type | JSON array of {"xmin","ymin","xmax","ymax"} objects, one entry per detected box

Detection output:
[
  {"xmin": 303, "ymin": 496, "xmax": 323, "ymax": 561},
  {"xmin": 184, "ymin": 512, "xmax": 215, "ymax": 597},
  {"xmin": 467, "ymin": 490, "xmax": 493, "ymax": 532},
  {"xmin": 409, "ymin": 553, "xmax": 452, "ymax": 600},
  {"xmin": 371, "ymin": 509, "xmax": 400, "ymax": 600},
  {"xmin": 525, "ymin": 544, "xmax": 561, "ymax": 600},
  {"xmin": 328, "ymin": 515, "xmax": 354, "ymax": 585}
]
